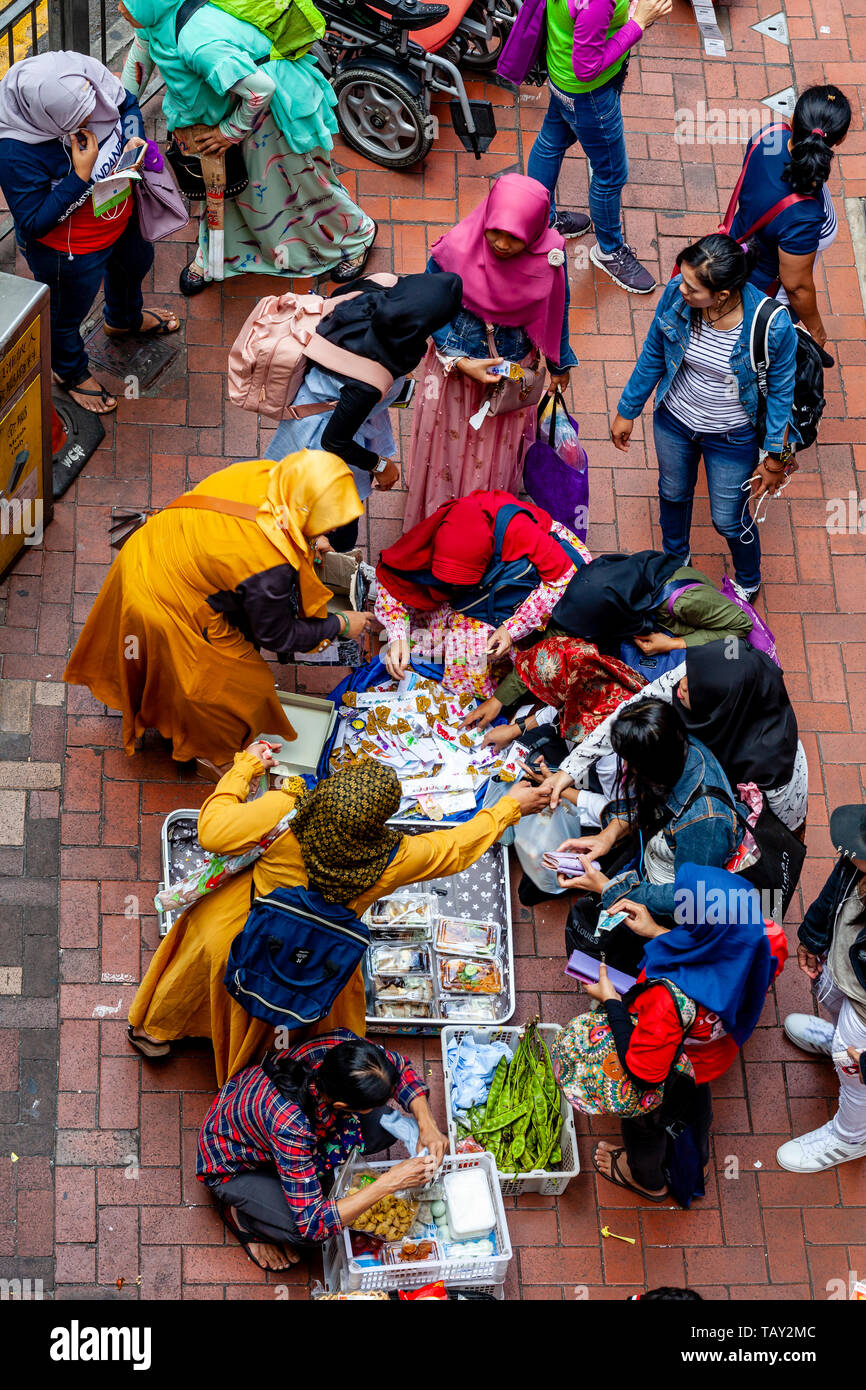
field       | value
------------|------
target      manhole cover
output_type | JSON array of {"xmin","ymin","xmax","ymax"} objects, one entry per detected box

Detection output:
[{"xmin": 84, "ymin": 324, "xmax": 182, "ymax": 391}]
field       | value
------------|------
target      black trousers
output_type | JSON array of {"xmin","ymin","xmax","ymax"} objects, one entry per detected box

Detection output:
[
  {"xmin": 206, "ymin": 1105, "xmax": 394, "ymax": 1247},
  {"xmin": 621, "ymin": 1082, "xmax": 713, "ymax": 1191}
]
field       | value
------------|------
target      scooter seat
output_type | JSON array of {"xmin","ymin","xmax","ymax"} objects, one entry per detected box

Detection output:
[
  {"xmin": 366, "ymin": 0, "xmax": 452, "ymax": 31},
  {"xmin": 409, "ymin": 0, "xmax": 476, "ymax": 49}
]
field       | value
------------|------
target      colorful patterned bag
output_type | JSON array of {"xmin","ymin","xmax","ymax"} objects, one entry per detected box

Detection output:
[{"xmin": 551, "ymin": 979, "xmax": 697, "ymax": 1118}]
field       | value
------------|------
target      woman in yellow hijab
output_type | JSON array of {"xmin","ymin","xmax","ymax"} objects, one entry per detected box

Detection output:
[{"xmin": 64, "ymin": 451, "xmax": 370, "ymax": 764}]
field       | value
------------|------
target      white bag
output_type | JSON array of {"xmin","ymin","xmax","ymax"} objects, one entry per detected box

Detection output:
[{"xmin": 514, "ymin": 800, "xmax": 584, "ymax": 894}]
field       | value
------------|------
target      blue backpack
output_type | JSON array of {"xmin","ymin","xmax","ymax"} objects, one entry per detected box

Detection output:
[{"xmin": 225, "ymin": 884, "xmax": 370, "ymax": 1028}]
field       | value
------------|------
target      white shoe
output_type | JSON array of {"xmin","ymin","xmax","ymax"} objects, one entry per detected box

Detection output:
[
  {"xmin": 783, "ymin": 1013, "xmax": 835, "ymax": 1056},
  {"xmin": 777, "ymin": 1120, "xmax": 866, "ymax": 1173}
]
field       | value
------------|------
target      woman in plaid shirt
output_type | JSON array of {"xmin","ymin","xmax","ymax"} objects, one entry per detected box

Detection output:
[{"xmin": 198, "ymin": 1029, "xmax": 444, "ymax": 1271}]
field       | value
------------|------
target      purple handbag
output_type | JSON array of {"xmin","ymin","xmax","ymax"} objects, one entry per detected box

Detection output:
[
  {"xmin": 134, "ymin": 160, "xmax": 190, "ymax": 243},
  {"xmin": 666, "ymin": 578, "xmax": 781, "ymax": 666},
  {"xmin": 523, "ymin": 389, "xmax": 589, "ymax": 543},
  {"xmin": 496, "ymin": 0, "xmax": 546, "ymax": 85}
]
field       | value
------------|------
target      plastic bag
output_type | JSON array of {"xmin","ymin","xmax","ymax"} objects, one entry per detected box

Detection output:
[
  {"xmin": 447, "ymin": 1032, "xmax": 513, "ymax": 1115},
  {"xmin": 513, "ymin": 799, "xmax": 583, "ymax": 894},
  {"xmin": 379, "ymin": 1107, "xmax": 422, "ymax": 1158},
  {"xmin": 538, "ymin": 392, "xmax": 584, "ymax": 467}
]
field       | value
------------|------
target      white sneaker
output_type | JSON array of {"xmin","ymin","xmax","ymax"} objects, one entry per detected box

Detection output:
[
  {"xmin": 777, "ymin": 1121, "xmax": 866, "ymax": 1173},
  {"xmin": 783, "ymin": 1013, "xmax": 835, "ymax": 1056}
]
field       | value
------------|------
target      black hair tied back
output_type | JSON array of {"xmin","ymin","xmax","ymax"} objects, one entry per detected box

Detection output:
[
  {"xmin": 676, "ymin": 233, "xmax": 759, "ymax": 332},
  {"xmin": 262, "ymin": 1039, "xmax": 399, "ymax": 1123},
  {"xmin": 786, "ymin": 84, "xmax": 852, "ymax": 194}
]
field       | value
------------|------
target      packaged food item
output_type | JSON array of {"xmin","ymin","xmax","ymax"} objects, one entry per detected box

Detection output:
[
  {"xmin": 384, "ymin": 1238, "xmax": 439, "ymax": 1265},
  {"xmin": 440, "ymin": 996, "xmax": 500, "ymax": 1022},
  {"xmin": 348, "ymin": 1189, "xmax": 418, "ymax": 1240},
  {"xmin": 435, "ymin": 916, "xmax": 498, "ymax": 957},
  {"xmin": 443, "ymin": 1167, "xmax": 496, "ymax": 1240},
  {"xmin": 371, "ymin": 945, "xmax": 430, "ymax": 976},
  {"xmin": 374, "ymin": 975, "xmax": 434, "ymax": 1003},
  {"xmin": 851, "ymin": 1280, "xmax": 866, "ymax": 1300},
  {"xmin": 374, "ymin": 999, "xmax": 434, "ymax": 1020},
  {"xmin": 314, "ymin": 1289, "xmax": 390, "ymax": 1301},
  {"xmin": 438, "ymin": 957, "xmax": 503, "ymax": 995},
  {"xmin": 489, "ymin": 359, "xmax": 526, "ymax": 381},
  {"xmin": 368, "ymin": 894, "xmax": 434, "ymax": 930},
  {"xmin": 397, "ymin": 1282, "xmax": 447, "ymax": 1301}
]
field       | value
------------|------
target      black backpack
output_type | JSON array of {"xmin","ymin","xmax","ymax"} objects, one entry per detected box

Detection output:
[{"xmin": 750, "ymin": 297, "xmax": 827, "ymax": 451}]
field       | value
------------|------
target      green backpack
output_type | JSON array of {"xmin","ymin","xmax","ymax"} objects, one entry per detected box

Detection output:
[{"xmin": 175, "ymin": 0, "xmax": 325, "ymax": 63}]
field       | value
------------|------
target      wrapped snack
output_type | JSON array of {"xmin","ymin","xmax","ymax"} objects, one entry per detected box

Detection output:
[
  {"xmin": 385, "ymin": 1238, "xmax": 439, "ymax": 1265},
  {"xmin": 370, "ymin": 945, "xmax": 430, "ymax": 976},
  {"xmin": 367, "ymin": 894, "xmax": 433, "ymax": 928},
  {"xmin": 438, "ymin": 957, "xmax": 503, "ymax": 995},
  {"xmin": 440, "ymin": 996, "xmax": 500, "ymax": 1022},
  {"xmin": 435, "ymin": 916, "xmax": 498, "ymax": 957},
  {"xmin": 375, "ymin": 975, "xmax": 434, "ymax": 1003},
  {"xmin": 374, "ymin": 1000, "xmax": 434, "ymax": 1019}
]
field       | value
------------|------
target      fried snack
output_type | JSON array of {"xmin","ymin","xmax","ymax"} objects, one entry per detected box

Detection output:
[{"xmin": 348, "ymin": 1190, "xmax": 418, "ymax": 1239}]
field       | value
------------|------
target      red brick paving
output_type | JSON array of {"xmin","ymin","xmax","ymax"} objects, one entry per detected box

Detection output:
[{"xmin": 2, "ymin": 0, "xmax": 866, "ymax": 1300}]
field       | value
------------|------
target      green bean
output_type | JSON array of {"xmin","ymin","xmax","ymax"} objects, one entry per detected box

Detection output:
[{"xmin": 474, "ymin": 1101, "xmax": 531, "ymax": 1134}]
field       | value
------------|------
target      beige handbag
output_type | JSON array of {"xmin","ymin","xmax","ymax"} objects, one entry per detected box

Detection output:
[{"xmin": 484, "ymin": 323, "xmax": 546, "ymax": 417}]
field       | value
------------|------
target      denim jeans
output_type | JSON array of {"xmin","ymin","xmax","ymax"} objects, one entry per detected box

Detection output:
[
  {"xmin": 23, "ymin": 211, "xmax": 154, "ymax": 384},
  {"xmin": 526, "ymin": 70, "xmax": 629, "ymax": 254},
  {"xmin": 653, "ymin": 401, "xmax": 762, "ymax": 591}
]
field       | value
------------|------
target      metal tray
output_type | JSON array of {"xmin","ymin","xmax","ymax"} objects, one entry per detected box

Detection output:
[{"xmin": 156, "ymin": 814, "xmax": 516, "ymax": 1031}]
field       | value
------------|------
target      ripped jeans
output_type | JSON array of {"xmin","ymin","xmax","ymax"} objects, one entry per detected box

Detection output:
[{"xmin": 814, "ymin": 965, "xmax": 866, "ymax": 1145}]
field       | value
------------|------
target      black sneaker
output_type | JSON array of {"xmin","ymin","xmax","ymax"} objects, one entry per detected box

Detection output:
[
  {"xmin": 551, "ymin": 210, "xmax": 593, "ymax": 239},
  {"xmin": 590, "ymin": 241, "xmax": 657, "ymax": 294}
]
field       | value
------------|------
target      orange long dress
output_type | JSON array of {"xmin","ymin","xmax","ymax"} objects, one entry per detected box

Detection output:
[
  {"xmin": 129, "ymin": 751, "xmax": 520, "ymax": 1086},
  {"xmin": 63, "ymin": 453, "xmax": 362, "ymax": 764}
]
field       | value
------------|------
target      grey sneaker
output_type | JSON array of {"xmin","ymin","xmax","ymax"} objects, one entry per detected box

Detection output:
[
  {"xmin": 590, "ymin": 241, "xmax": 657, "ymax": 294},
  {"xmin": 784, "ymin": 1013, "xmax": 834, "ymax": 1056},
  {"xmin": 551, "ymin": 210, "xmax": 593, "ymax": 239},
  {"xmin": 730, "ymin": 579, "xmax": 761, "ymax": 604}
]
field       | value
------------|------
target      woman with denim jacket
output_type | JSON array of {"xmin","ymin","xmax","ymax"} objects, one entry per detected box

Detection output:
[
  {"xmin": 402, "ymin": 175, "xmax": 578, "ymax": 530},
  {"xmin": 554, "ymin": 697, "xmax": 740, "ymax": 923},
  {"xmin": 611, "ymin": 234, "xmax": 799, "ymax": 603}
]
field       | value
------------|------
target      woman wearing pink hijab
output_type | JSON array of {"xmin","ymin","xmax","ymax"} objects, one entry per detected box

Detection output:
[{"xmin": 402, "ymin": 174, "xmax": 578, "ymax": 529}]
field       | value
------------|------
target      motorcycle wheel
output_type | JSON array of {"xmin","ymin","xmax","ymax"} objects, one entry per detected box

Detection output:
[
  {"xmin": 460, "ymin": 0, "xmax": 518, "ymax": 71},
  {"xmin": 332, "ymin": 67, "xmax": 433, "ymax": 169}
]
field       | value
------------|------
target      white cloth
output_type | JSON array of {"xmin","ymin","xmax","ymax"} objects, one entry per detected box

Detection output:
[
  {"xmin": 775, "ymin": 185, "xmax": 837, "ymax": 308},
  {"xmin": 814, "ymin": 965, "xmax": 866, "ymax": 1146}
]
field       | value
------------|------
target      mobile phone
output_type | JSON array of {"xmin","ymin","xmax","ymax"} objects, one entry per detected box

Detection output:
[
  {"xmin": 393, "ymin": 377, "xmax": 416, "ymax": 408},
  {"xmin": 105, "ymin": 145, "xmax": 144, "ymax": 177}
]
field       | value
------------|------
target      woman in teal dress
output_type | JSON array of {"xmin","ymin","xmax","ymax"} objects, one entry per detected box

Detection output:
[{"xmin": 119, "ymin": 0, "xmax": 376, "ymax": 290}]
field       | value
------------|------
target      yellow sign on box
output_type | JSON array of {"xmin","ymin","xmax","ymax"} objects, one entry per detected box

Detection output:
[
  {"xmin": 0, "ymin": 376, "xmax": 43, "ymax": 576},
  {"xmin": 0, "ymin": 316, "xmax": 41, "ymax": 414}
]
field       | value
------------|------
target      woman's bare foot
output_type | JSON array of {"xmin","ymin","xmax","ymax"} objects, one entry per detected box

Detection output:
[
  {"xmin": 229, "ymin": 1208, "xmax": 300, "ymax": 1270},
  {"xmin": 54, "ymin": 372, "xmax": 117, "ymax": 414},
  {"xmin": 594, "ymin": 1140, "xmax": 668, "ymax": 1199}
]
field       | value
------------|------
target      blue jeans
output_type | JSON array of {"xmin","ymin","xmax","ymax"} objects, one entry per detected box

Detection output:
[
  {"xmin": 23, "ymin": 211, "xmax": 154, "ymax": 384},
  {"xmin": 653, "ymin": 402, "xmax": 762, "ymax": 591},
  {"xmin": 527, "ymin": 71, "xmax": 629, "ymax": 253}
]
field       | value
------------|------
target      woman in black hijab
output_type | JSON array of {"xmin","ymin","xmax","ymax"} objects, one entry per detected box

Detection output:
[
  {"xmin": 675, "ymin": 638, "xmax": 807, "ymax": 833},
  {"xmin": 265, "ymin": 272, "xmax": 462, "ymax": 555}
]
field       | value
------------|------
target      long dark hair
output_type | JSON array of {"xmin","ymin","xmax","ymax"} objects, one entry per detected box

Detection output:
[
  {"xmin": 784, "ymin": 85, "xmax": 851, "ymax": 195},
  {"xmin": 610, "ymin": 698, "xmax": 689, "ymax": 834},
  {"xmin": 261, "ymin": 1039, "xmax": 400, "ymax": 1125},
  {"xmin": 676, "ymin": 234, "xmax": 759, "ymax": 334}
]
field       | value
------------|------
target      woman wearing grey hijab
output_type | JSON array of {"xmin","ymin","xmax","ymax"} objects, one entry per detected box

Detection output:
[{"xmin": 0, "ymin": 51, "xmax": 180, "ymax": 414}]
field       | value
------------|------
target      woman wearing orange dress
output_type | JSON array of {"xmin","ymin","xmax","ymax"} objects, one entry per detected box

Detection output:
[{"xmin": 63, "ymin": 451, "xmax": 370, "ymax": 764}]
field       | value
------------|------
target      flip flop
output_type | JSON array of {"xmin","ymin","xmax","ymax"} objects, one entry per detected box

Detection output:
[
  {"xmin": 126, "ymin": 1025, "xmax": 171, "ymax": 1060},
  {"xmin": 55, "ymin": 378, "xmax": 118, "ymax": 415},
  {"xmin": 591, "ymin": 1144, "xmax": 669, "ymax": 1203},
  {"xmin": 104, "ymin": 309, "xmax": 180, "ymax": 339},
  {"xmin": 330, "ymin": 220, "xmax": 378, "ymax": 284},
  {"xmin": 215, "ymin": 1202, "xmax": 298, "ymax": 1272}
]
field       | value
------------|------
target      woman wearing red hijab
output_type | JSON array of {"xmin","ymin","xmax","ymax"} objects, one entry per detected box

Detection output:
[
  {"xmin": 402, "ymin": 174, "xmax": 578, "ymax": 530},
  {"xmin": 374, "ymin": 489, "xmax": 590, "ymax": 697}
]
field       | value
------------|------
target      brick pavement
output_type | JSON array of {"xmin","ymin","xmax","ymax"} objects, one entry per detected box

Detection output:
[{"xmin": 2, "ymin": 0, "xmax": 866, "ymax": 1301}]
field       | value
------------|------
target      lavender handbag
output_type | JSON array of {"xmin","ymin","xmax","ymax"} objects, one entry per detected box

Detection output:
[
  {"xmin": 522, "ymin": 389, "xmax": 589, "ymax": 542},
  {"xmin": 496, "ymin": 0, "xmax": 547, "ymax": 85},
  {"xmin": 135, "ymin": 160, "xmax": 190, "ymax": 243}
]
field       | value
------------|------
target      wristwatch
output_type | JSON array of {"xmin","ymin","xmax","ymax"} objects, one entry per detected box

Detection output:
[
  {"xmin": 515, "ymin": 715, "xmax": 528, "ymax": 737},
  {"xmin": 374, "ymin": 458, "xmax": 389, "ymax": 474}
]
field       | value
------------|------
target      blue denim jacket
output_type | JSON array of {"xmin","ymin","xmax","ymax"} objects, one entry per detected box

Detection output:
[
  {"xmin": 425, "ymin": 256, "xmax": 578, "ymax": 373},
  {"xmin": 617, "ymin": 278, "xmax": 799, "ymax": 454},
  {"xmin": 600, "ymin": 738, "xmax": 741, "ymax": 920}
]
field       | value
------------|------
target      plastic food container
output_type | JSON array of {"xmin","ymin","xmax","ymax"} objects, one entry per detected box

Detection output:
[
  {"xmin": 438, "ymin": 957, "xmax": 503, "ymax": 995},
  {"xmin": 435, "ymin": 916, "xmax": 498, "ymax": 957},
  {"xmin": 440, "ymin": 997, "xmax": 499, "ymax": 1022},
  {"xmin": 384, "ymin": 1238, "xmax": 440, "ymax": 1266},
  {"xmin": 370, "ymin": 945, "xmax": 431, "ymax": 976},
  {"xmin": 366, "ymin": 893, "xmax": 435, "ymax": 930},
  {"xmin": 374, "ymin": 976, "xmax": 433, "ymax": 1004},
  {"xmin": 374, "ymin": 1000, "xmax": 434, "ymax": 1020},
  {"xmin": 443, "ymin": 1167, "xmax": 496, "ymax": 1241}
]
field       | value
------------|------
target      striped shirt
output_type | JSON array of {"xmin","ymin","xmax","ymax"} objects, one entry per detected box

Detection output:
[
  {"xmin": 196, "ymin": 1030, "xmax": 428, "ymax": 1242},
  {"xmin": 663, "ymin": 319, "xmax": 750, "ymax": 434}
]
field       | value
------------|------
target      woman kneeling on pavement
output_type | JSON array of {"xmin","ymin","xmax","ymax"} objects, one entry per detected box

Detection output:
[
  {"xmin": 564, "ymin": 863, "xmax": 781, "ymax": 1202},
  {"xmin": 128, "ymin": 750, "xmax": 550, "ymax": 1084},
  {"xmin": 197, "ymin": 1031, "xmax": 446, "ymax": 1270}
]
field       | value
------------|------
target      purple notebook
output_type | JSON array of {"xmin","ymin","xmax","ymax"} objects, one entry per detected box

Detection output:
[{"xmin": 565, "ymin": 950, "xmax": 637, "ymax": 996}]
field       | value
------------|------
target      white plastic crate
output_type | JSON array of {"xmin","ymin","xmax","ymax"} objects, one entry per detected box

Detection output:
[
  {"xmin": 322, "ymin": 1151, "xmax": 512, "ymax": 1294},
  {"xmin": 441, "ymin": 1024, "xmax": 580, "ymax": 1197}
]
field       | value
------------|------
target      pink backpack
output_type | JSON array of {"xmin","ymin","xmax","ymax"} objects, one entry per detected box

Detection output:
[{"xmin": 227, "ymin": 274, "xmax": 398, "ymax": 421}]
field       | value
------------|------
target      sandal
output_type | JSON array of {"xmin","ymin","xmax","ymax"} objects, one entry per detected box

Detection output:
[
  {"xmin": 54, "ymin": 376, "xmax": 118, "ymax": 415},
  {"xmin": 330, "ymin": 220, "xmax": 378, "ymax": 284},
  {"xmin": 591, "ymin": 1144, "xmax": 669, "ymax": 1203},
  {"xmin": 104, "ymin": 309, "xmax": 180, "ymax": 339},
  {"xmin": 215, "ymin": 1202, "xmax": 297, "ymax": 1272},
  {"xmin": 126, "ymin": 1025, "xmax": 171, "ymax": 1060}
]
